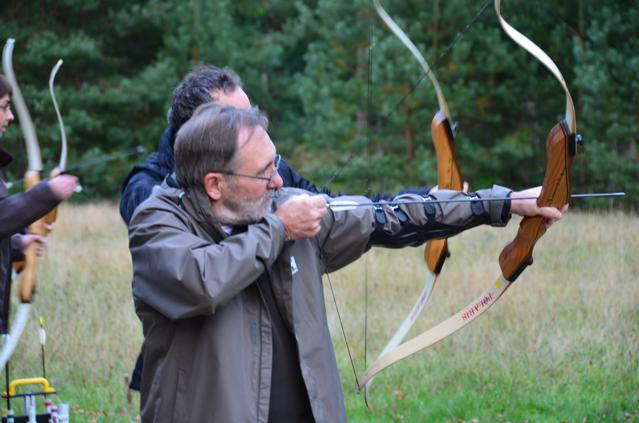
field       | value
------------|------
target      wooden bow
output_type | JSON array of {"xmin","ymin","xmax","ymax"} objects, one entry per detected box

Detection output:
[
  {"xmin": 362, "ymin": 0, "xmax": 464, "ymax": 397},
  {"xmin": 358, "ymin": 0, "xmax": 579, "ymax": 388}
]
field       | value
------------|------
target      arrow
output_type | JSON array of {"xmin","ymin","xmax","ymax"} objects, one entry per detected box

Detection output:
[{"xmin": 327, "ymin": 192, "xmax": 625, "ymax": 212}]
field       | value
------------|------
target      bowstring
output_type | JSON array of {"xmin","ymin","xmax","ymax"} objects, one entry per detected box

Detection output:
[
  {"xmin": 324, "ymin": 2, "xmax": 376, "ymax": 392},
  {"xmin": 363, "ymin": 6, "xmax": 375, "ymax": 373}
]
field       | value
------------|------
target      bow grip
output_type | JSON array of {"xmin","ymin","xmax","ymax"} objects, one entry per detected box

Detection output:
[
  {"xmin": 42, "ymin": 167, "xmax": 64, "ymax": 228},
  {"xmin": 424, "ymin": 111, "xmax": 463, "ymax": 274},
  {"xmin": 18, "ymin": 170, "xmax": 46, "ymax": 303},
  {"xmin": 499, "ymin": 121, "xmax": 574, "ymax": 282}
]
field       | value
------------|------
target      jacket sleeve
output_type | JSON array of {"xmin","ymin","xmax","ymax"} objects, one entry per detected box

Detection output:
[
  {"xmin": 0, "ymin": 181, "xmax": 59, "ymax": 239},
  {"xmin": 368, "ymin": 185, "xmax": 512, "ymax": 247},
  {"xmin": 10, "ymin": 235, "xmax": 23, "ymax": 261},
  {"xmin": 279, "ymin": 157, "xmax": 442, "ymax": 246},
  {"xmin": 318, "ymin": 185, "xmax": 512, "ymax": 272},
  {"xmin": 129, "ymin": 205, "xmax": 287, "ymax": 320}
]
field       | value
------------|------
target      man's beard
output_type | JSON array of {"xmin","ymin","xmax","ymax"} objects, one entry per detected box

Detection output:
[{"xmin": 218, "ymin": 188, "xmax": 274, "ymax": 226}]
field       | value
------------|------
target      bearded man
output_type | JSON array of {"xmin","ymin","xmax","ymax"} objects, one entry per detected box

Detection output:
[{"xmin": 128, "ymin": 103, "xmax": 564, "ymax": 422}]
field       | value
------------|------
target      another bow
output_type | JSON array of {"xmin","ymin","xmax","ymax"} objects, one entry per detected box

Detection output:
[
  {"xmin": 358, "ymin": 0, "xmax": 579, "ymax": 388},
  {"xmin": 362, "ymin": 0, "xmax": 464, "ymax": 397},
  {"xmin": 12, "ymin": 60, "xmax": 66, "ymax": 274},
  {"xmin": 41, "ymin": 59, "xmax": 67, "ymax": 228},
  {"xmin": 0, "ymin": 38, "xmax": 47, "ymax": 369}
]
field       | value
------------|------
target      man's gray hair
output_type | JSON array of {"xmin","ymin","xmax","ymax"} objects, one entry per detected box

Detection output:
[{"xmin": 174, "ymin": 104, "xmax": 268, "ymax": 190}]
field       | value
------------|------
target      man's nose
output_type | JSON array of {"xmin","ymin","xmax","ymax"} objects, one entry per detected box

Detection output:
[{"xmin": 269, "ymin": 171, "xmax": 283, "ymax": 189}]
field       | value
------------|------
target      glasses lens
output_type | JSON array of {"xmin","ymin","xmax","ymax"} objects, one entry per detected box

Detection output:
[{"xmin": 267, "ymin": 155, "xmax": 282, "ymax": 184}]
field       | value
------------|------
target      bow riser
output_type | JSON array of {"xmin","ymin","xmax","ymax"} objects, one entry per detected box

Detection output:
[
  {"xmin": 42, "ymin": 168, "xmax": 64, "ymax": 227},
  {"xmin": 425, "ymin": 111, "xmax": 463, "ymax": 274},
  {"xmin": 13, "ymin": 170, "xmax": 46, "ymax": 274},
  {"xmin": 431, "ymin": 111, "xmax": 463, "ymax": 189},
  {"xmin": 18, "ymin": 166, "xmax": 46, "ymax": 305},
  {"xmin": 425, "ymin": 239, "xmax": 449, "ymax": 274},
  {"xmin": 499, "ymin": 121, "xmax": 574, "ymax": 281}
]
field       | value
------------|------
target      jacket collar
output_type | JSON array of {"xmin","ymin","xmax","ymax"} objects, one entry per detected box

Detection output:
[
  {"xmin": 167, "ymin": 173, "xmax": 226, "ymax": 243},
  {"xmin": 158, "ymin": 126, "xmax": 176, "ymax": 171}
]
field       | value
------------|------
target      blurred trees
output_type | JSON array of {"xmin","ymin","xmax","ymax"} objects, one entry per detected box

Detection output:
[{"xmin": 1, "ymin": 0, "xmax": 636, "ymax": 208}]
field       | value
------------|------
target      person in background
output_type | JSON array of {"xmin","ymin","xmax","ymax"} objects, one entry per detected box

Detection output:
[{"xmin": 0, "ymin": 74, "xmax": 79, "ymax": 333}]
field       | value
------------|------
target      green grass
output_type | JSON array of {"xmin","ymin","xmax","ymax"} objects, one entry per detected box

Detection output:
[{"xmin": 3, "ymin": 204, "xmax": 638, "ymax": 422}]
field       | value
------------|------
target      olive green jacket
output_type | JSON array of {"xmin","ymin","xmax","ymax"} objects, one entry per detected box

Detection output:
[{"xmin": 130, "ymin": 179, "xmax": 511, "ymax": 422}]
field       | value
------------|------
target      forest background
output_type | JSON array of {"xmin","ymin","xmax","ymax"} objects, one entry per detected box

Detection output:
[
  {"xmin": 0, "ymin": 0, "xmax": 637, "ymax": 206},
  {"xmin": 0, "ymin": 1, "xmax": 637, "ymax": 421}
]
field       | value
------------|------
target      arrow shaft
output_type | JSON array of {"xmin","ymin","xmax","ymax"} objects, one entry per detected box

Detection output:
[{"xmin": 328, "ymin": 192, "xmax": 624, "ymax": 211}]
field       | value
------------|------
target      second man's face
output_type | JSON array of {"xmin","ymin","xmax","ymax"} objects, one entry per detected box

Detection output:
[{"xmin": 212, "ymin": 87, "xmax": 251, "ymax": 110}]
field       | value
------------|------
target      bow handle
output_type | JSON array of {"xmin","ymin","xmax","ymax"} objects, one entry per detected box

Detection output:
[
  {"xmin": 18, "ymin": 171, "xmax": 47, "ymax": 303},
  {"xmin": 40, "ymin": 167, "xmax": 65, "ymax": 229},
  {"xmin": 424, "ymin": 111, "xmax": 463, "ymax": 273},
  {"xmin": 498, "ymin": 121, "xmax": 575, "ymax": 281}
]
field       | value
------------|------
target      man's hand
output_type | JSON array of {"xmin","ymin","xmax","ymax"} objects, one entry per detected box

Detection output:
[
  {"xmin": 275, "ymin": 194, "xmax": 328, "ymax": 240},
  {"xmin": 48, "ymin": 174, "xmax": 80, "ymax": 201},
  {"xmin": 511, "ymin": 186, "xmax": 569, "ymax": 228},
  {"xmin": 20, "ymin": 234, "xmax": 47, "ymax": 256}
]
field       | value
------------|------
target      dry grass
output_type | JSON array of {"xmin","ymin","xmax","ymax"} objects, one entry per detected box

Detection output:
[
  {"xmin": 3, "ymin": 204, "xmax": 638, "ymax": 421},
  {"xmin": 6, "ymin": 203, "xmax": 141, "ymax": 420},
  {"xmin": 330, "ymin": 212, "xmax": 638, "ymax": 357},
  {"xmin": 326, "ymin": 212, "xmax": 639, "ymax": 420}
]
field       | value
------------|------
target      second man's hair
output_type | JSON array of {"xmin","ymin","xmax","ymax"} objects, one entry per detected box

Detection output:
[{"xmin": 168, "ymin": 65, "xmax": 242, "ymax": 131}]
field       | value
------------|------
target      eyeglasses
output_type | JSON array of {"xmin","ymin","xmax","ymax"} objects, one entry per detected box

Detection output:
[{"xmin": 217, "ymin": 154, "xmax": 281, "ymax": 185}]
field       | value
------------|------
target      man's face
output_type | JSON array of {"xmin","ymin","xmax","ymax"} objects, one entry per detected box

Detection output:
[
  {"xmin": 0, "ymin": 94, "xmax": 14, "ymax": 137},
  {"xmin": 212, "ymin": 87, "xmax": 251, "ymax": 110},
  {"xmin": 217, "ymin": 125, "xmax": 283, "ymax": 225}
]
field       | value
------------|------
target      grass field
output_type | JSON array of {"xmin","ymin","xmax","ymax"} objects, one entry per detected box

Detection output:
[{"xmin": 3, "ymin": 203, "xmax": 638, "ymax": 422}]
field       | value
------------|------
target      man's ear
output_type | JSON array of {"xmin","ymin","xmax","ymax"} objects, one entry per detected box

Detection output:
[{"xmin": 203, "ymin": 172, "xmax": 224, "ymax": 200}]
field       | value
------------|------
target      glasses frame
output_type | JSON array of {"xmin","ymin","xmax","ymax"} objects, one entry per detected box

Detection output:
[{"xmin": 215, "ymin": 154, "xmax": 281, "ymax": 185}]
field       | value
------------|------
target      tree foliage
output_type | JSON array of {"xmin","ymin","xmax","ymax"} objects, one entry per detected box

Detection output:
[{"xmin": 1, "ymin": 0, "xmax": 635, "ymax": 208}]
